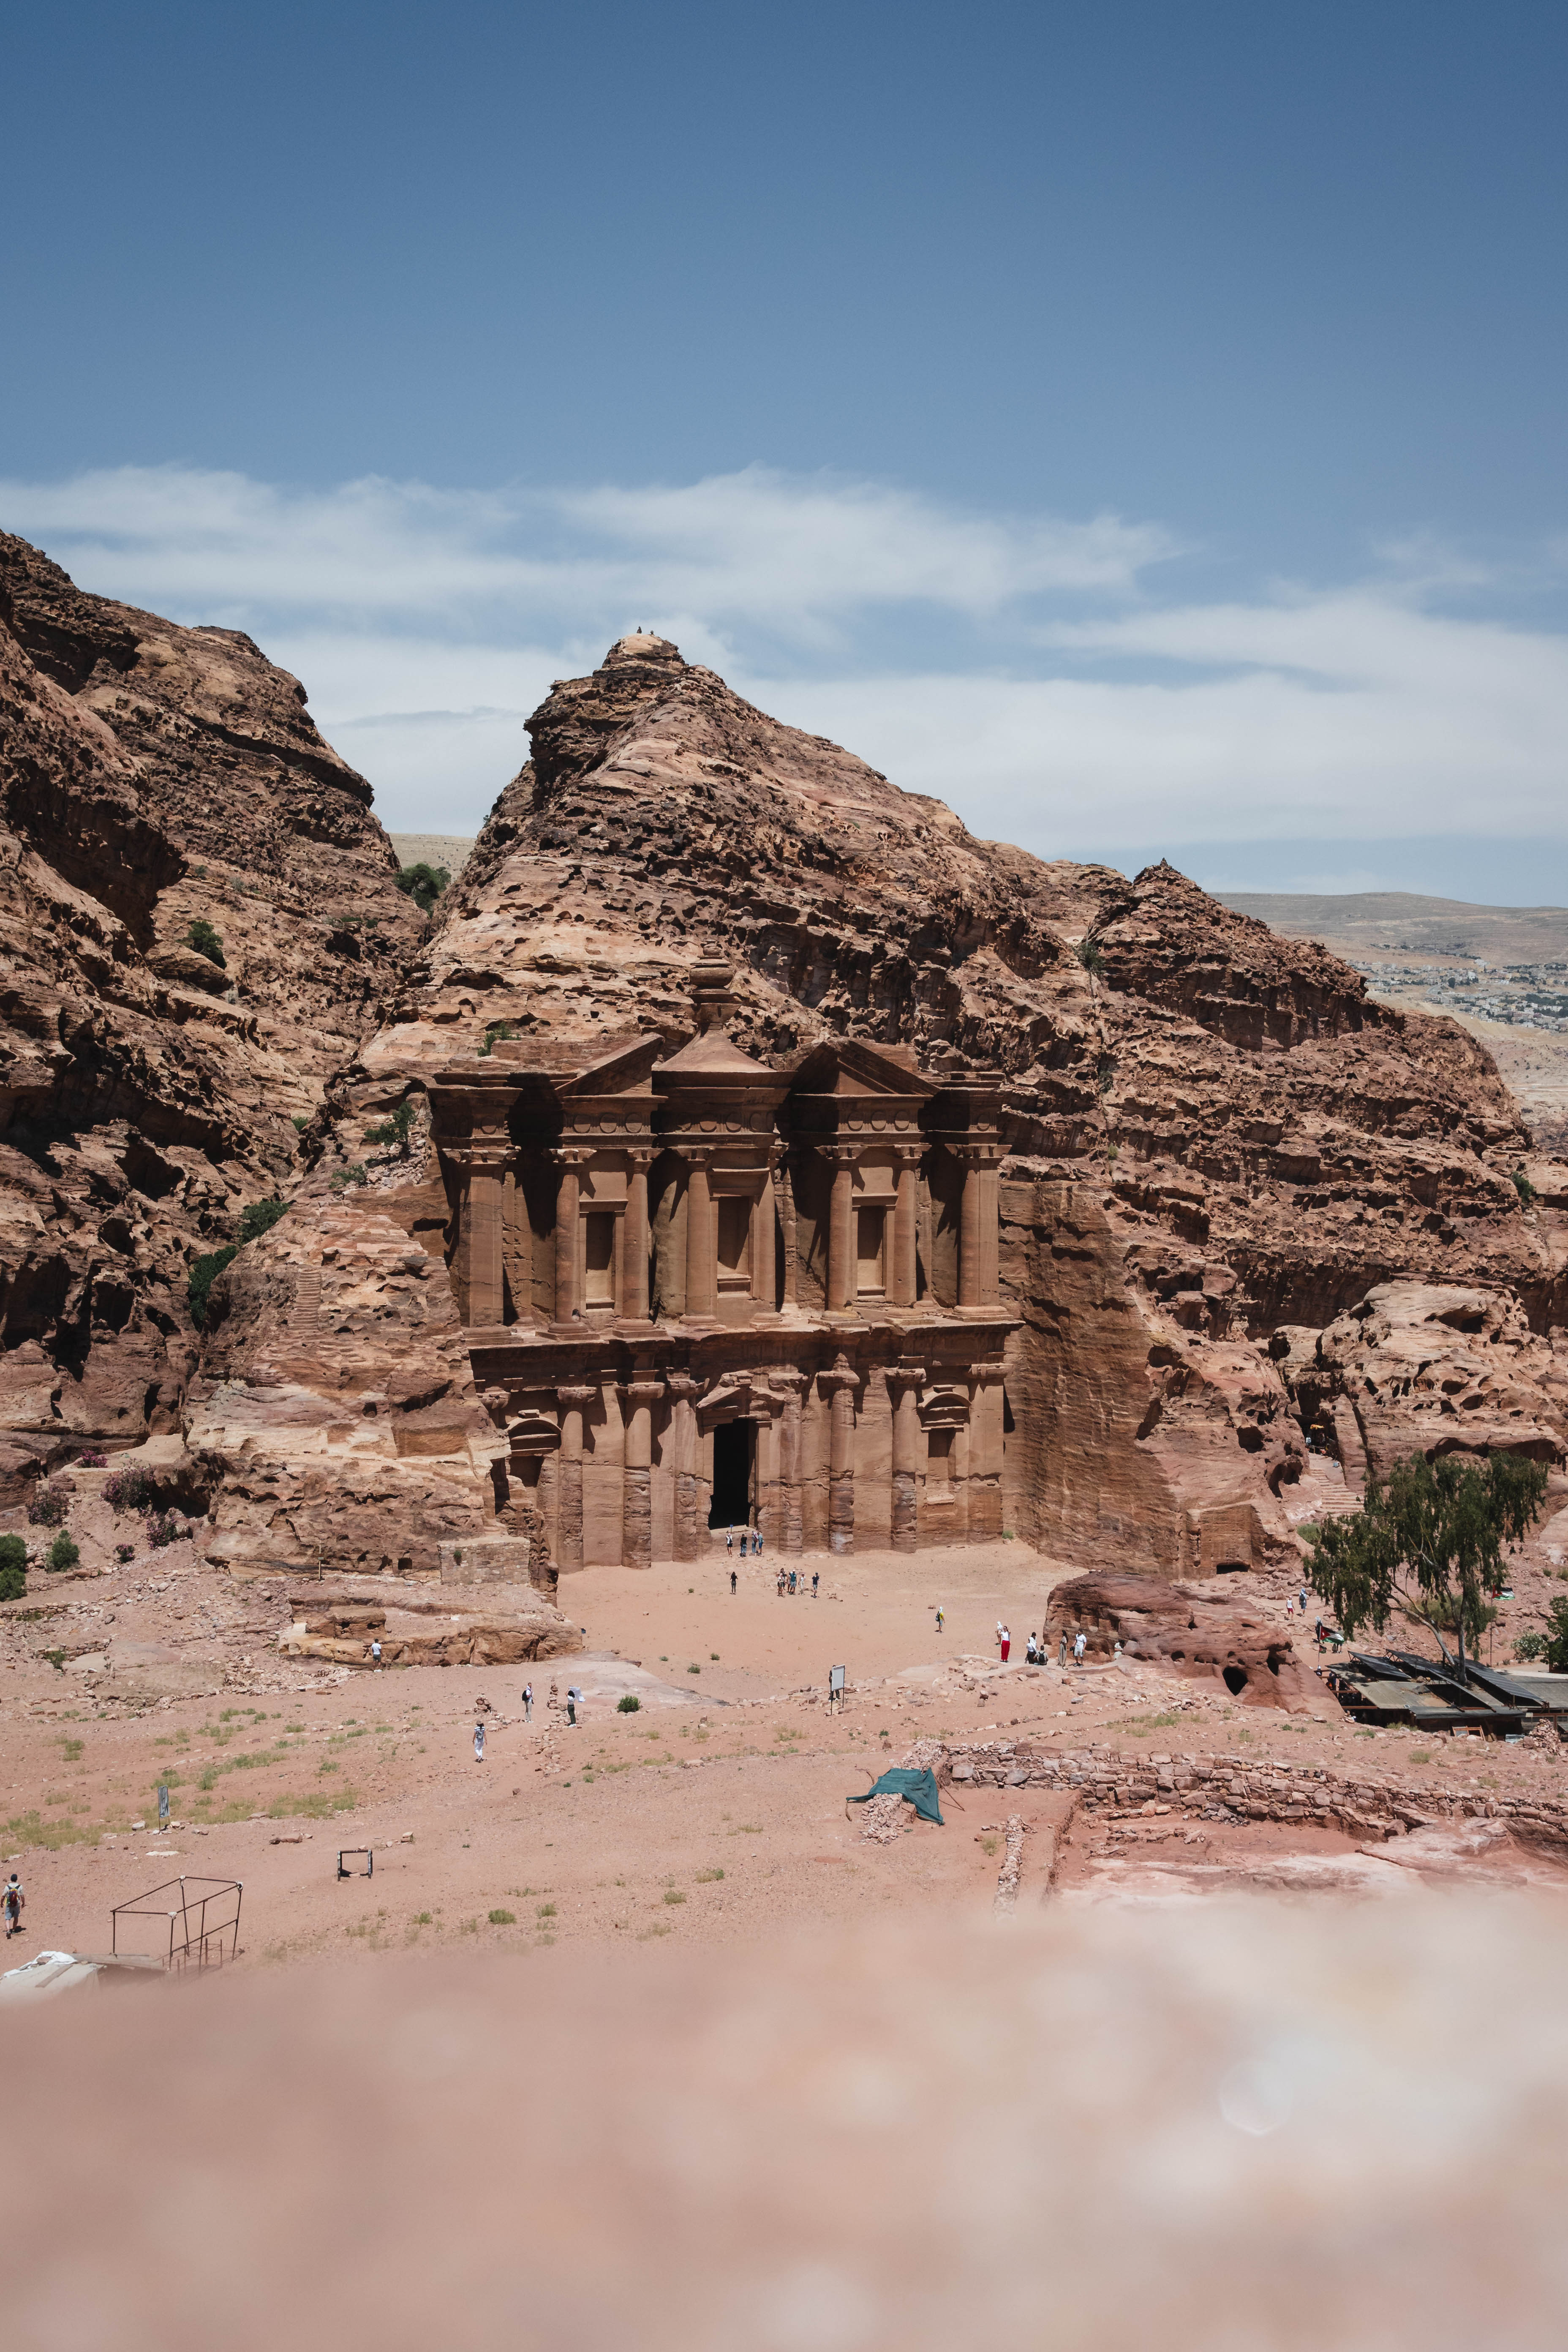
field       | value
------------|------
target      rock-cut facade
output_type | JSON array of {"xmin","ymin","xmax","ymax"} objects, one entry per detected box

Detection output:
[{"xmin": 428, "ymin": 957, "xmax": 1016, "ymax": 1567}]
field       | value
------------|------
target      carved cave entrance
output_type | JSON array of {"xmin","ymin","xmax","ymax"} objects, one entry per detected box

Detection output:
[{"xmin": 709, "ymin": 1418, "xmax": 755, "ymax": 1530}]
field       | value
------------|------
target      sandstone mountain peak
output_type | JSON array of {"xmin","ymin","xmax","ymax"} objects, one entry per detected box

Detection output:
[{"xmin": 2, "ymin": 526, "xmax": 1566, "ymax": 1610}]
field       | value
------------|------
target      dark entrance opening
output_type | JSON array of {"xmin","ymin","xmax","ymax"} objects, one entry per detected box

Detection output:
[
  {"xmin": 710, "ymin": 1419, "xmax": 754, "ymax": 1530},
  {"xmin": 1222, "ymin": 1665, "xmax": 1249, "ymax": 1696}
]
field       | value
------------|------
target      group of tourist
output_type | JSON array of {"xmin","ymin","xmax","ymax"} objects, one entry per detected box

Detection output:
[
  {"xmin": 724, "ymin": 1526, "xmax": 764, "ymax": 1559},
  {"xmin": 994, "ymin": 1622, "xmax": 1089, "ymax": 1669},
  {"xmin": 774, "ymin": 1568, "xmax": 819, "ymax": 1598}
]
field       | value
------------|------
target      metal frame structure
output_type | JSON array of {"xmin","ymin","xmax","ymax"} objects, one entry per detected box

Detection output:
[
  {"xmin": 337, "ymin": 1848, "xmax": 373, "ymax": 1879},
  {"xmin": 111, "ymin": 1876, "xmax": 243, "ymax": 1971}
]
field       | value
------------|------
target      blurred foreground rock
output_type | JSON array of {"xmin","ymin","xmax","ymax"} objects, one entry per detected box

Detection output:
[{"xmin": 3, "ymin": 1902, "xmax": 1567, "ymax": 2348}]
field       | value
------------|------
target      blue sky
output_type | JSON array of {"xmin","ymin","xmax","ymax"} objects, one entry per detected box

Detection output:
[{"xmin": 3, "ymin": 0, "xmax": 1566, "ymax": 896}]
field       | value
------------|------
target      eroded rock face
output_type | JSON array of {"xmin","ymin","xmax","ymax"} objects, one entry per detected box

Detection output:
[
  {"xmin": 0, "ymin": 534, "xmax": 421, "ymax": 1489},
  {"xmin": 185, "ymin": 1167, "xmax": 516, "ymax": 1580},
  {"xmin": 332, "ymin": 632, "xmax": 1565, "ymax": 1575},
  {"xmin": 1274, "ymin": 1280, "xmax": 1568, "ymax": 1484},
  {"xmin": 278, "ymin": 1580, "xmax": 580, "ymax": 1667},
  {"xmin": 1044, "ymin": 1573, "xmax": 1323, "ymax": 1713}
]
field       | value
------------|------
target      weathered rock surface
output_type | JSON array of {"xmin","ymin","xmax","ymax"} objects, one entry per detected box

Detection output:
[
  {"xmin": 323, "ymin": 630, "xmax": 1568, "ymax": 1577},
  {"xmin": 1043, "ymin": 1572, "xmax": 1326, "ymax": 1712},
  {"xmin": 8, "ymin": 578, "xmax": 1568, "ymax": 1594},
  {"xmin": 1271, "ymin": 1279, "xmax": 1568, "ymax": 1484},
  {"xmin": 0, "ymin": 534, "xmax": 421, "ymax": 1489},
  {"xmin": 278, "ymin": 1580, "xmax": 580, "ymax": 1667}
]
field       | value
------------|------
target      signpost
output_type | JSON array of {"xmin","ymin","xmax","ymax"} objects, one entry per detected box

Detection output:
[
  {"xmin": 829, "ymin": 1664, "xmax": 846, "ymax": 1715},
  {"xmin": 157, "ymin": 1784, "xmax": 169, "ymax": 1829}
]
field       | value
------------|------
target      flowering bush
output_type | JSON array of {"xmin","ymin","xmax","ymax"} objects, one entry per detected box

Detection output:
[
  {"xmin": 144, "ymin": 1510, "xmax": 182, "ymax": 1550},
  {"xmin": 76, "ymin": 1450, "xmax": 109, "ymax": 1468},
  {"xmin": 103, "ymin": 1469, "xmax": 152, "ymax": 1512},
  {"xmin": 27, "ymin": 1481, "xmax": 69, "ymax": 1527},
  {"xmin": 114, "ymin": 1542, "xmax": 136, "ymax": 1564}
]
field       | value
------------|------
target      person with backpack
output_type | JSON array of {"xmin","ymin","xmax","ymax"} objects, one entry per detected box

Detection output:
[
  {"xmin": 522, "ymin": 1682, "xmax": 534, "ymax": 1722},
  {"xmin": 3, "ymin": 1872, "xmax": 22, "ymax": 1940}
]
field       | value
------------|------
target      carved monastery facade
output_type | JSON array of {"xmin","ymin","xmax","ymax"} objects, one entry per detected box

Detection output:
[{"xmin": 427, "ymin": 962, "xmax": 1018, "ymax": 1569}]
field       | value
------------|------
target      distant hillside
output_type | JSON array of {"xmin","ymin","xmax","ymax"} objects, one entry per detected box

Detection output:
[
  {"xmin": 389, "ymin": 833, "xmax": 475, "ymax": 879},
  {"xmin": 1219, "ymin": 890, "xmax": 1568, "ymax": 967}
]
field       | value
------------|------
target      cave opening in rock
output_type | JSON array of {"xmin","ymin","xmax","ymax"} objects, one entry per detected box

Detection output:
[{"xmin": 1223, "ymin": 1665, "xmax": 1249, "ymax": 1695}]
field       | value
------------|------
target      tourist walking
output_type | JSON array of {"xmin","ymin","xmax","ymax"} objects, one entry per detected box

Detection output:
[
  {"xmin": 812, "ymin": 1572, "xmax": 820, "ymax": 1599},
  {"xmin": 934, "ymin": 1605, "xmax": 943, "ymax": 1633},
  {"xmin": 788, "ymin": 1569, "xmax": 798, "ymax": 1595},
  {"xmin": 999, "ymin": 1625, "xmax": 1011, "ymax": 1663},
  {"xmin": 473, "ymin": 1721, "xmax": 486, "ymax": 1763},
  {"xmin": 755, "ymin": 1530, "xmax": 764, "ymax": 1558},
  {"xmin": 1058, "ymin": 1632, "xmax": 1067, "ymax": 1667},
  {"xmin": 726, "ymin": 1527, "xmax": 733, "ymax": 1552},
  {"xmin": 730, "ymin": 1568, "xmax": 737, "ymax": 1595},
  {"xmin": 1025, "ymin": 1632, "xmax": 1037, "ymax": 1665},
  {"xmin": 370, "ymin": 1638, "xmax": 382, "ymax": 1667},
  {"xmin": 523, "ymin": 1682, "xmax": 534, "ymax": 1722},
  {"xmin": 777, "ymin": 1568, "xmax": 786, "ymax": 1596},
  {"xmin": 3, "ymin": 1871, "xmax": 22, "ymax": 1939},
  {"xmin": 566, "ymin": 1689, "xmax": 578, "ymax": 1727},
  {"xmin": 1299, "ymin": 1586, "xmax": 1309, "ymax": 1614},
  {"xmin": 1073, "ymin": 1631, "xmax": 1086, "ymax": 1666}
]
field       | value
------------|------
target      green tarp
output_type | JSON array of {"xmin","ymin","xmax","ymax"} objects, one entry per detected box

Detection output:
[{"xmin": 846, "ymin": 1766, "xmax": 944, "ymax": 1824}]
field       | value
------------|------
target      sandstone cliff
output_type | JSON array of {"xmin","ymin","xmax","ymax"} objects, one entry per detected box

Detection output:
[
  {"xmin": 315, "ymin": 631, "xmax": 1567, "ymax": 1577},
  {"xmin": 5, "ymin": 574, "xmax": 1566, "ymax": 1588},
  {"xmin": 0, "ymin": 534, "xmax": 422, "ymax": 1494}
]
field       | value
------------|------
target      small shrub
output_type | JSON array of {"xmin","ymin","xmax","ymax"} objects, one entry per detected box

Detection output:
[
  {"xmin": 291, "ymin": 1114, "xmax": 309, "ymax": 1132},
  {"xmin": 237, "ymin": 1197, "xmax": 289, "ymax": 1245},
  {"xmin": 1514, "ymin": 1167, "xmax": 1538, "ymax": 1207},
  {"xmin": 27, "ymin": 1482, "xmax": 68, "ymax": 1528},
  {"xmin": 1515, "ymin": 1630, "xmax": 1547, "ymax": 1662},
  {"xmin": 1076, "ymin": 937, "xmax": 1104, "ymax": 976},
  {"xmin": 188, "ymin": 1244, "xmax": 239, "ymax": 1329},
  {"xmin": 536, "ymin": 1902, "xmax": 556, "ymax": 1919},
  {"xmin": 393, "ymin": 862, "xmax": 449, "ymax": 916},
  {"xmin": 46, "ymin": 1534, "xmax": 80, "ymax": 1573},
  {"xmin": 414, "ymin": 1910, "xmax": 433, "ymax": 1925},
  {"xmin": 114, "ymin": 1542, "xmax": 135, "ymax": 1564},
  {"xmin": 187, "ymin": 917, "xmax": 226, "ymax": 969},
  {"xmin": 478, "ymin": 1021, "xmax": 515, "ymax": 1057},
  {"xmin": 144, "ymin": 1510, "xmax": 182, "ymax": 1550},
  {"xmin": 364, "ymin": 1101, "xmax": 416, "ymax": 1157},
  {"xmin": 617, "ymin": 1694, "xmax": 641, "ymax": 1713},
  {"xmin": 694, "ymin": 1868, "xmax": 724, "ymax": 1883},
  {"xmin": 662, "ymin": 1889, "xmax": 686, "ymax": 1906},
  {"xmin": 75, "ymin": 1450, "xmax": 108, "ymax": 1468},
  {"xmin": 0, "ymin": 1535, "xmax": 27, "ymax": 1602},
  {"xmin": 103, "ymin": 1469, "xmax": 151, "ymax": 1512},
  {"xmin": 487, "ymin": 1908, "xmax": 516, "ymax": 1925},
  {"xmin": 329, "ymin": 1163, "xmax": 368, "ymax": 1192},
  {"xmin": 686, "ymin": 1663, "xmax": 701, "ymax": 1675}
]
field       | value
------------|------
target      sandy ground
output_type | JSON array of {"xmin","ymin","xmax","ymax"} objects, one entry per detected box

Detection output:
[{"xmin": 7, "ymin": 1519, "xmax": 1568, "ymax": 1977}]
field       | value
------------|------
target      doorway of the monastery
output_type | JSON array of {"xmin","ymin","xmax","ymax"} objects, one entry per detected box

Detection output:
[{"xmin": 709, "ymin": 1418, "xmax": 754, "ymax": 1529}]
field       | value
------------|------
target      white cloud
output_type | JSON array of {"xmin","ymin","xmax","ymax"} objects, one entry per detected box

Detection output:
[{"xmin": 3, "ymin": 462, "xmax": 1567, "ymax": 868}]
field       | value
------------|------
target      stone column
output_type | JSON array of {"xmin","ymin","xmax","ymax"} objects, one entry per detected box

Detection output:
[
  {"xmin": 620, "ymin": 1148, "xmax": 654, "ymax": 1326},
  {"xmin": 620, "ymin": 1378, "xmax": 662, "ymax": 1569},
  {"xmin": 667, "ymin": 1373, "xmax": 702, "ymax": 1561},
  {"xmin": 957, "ymin": 1147, "xmax": 982, "ymax": 1312},
  {"xmin": 755, "ymin": 1407, "xmax": 782, "ymax": 1550},
  {"xmin": 684, "ymin": 1151, "xmax": 717, "ymax": 1323},
  {"xmin": 980, "ymin": 1152, "xmax": 1001, "ymax": 1307},
  {"xmin": 969, "ymin": 1365, "xmax": 1005, "ymax": 1539},
  {"xmin": 826, "ymin": 1146, "xmax": 858, "ymax": 1313},
  {"xmin": 553, "ymin": 1149, "xmax": 589, "ymax": 1325},
  {"xmin": 820, "ymin": 1355, "xmax": 861, "ymax": 1556},
  {"xmin": 776, "ymin": 1371, "xmax": 806, "ymax": 1554},
  {"xmin": 775, "ymin": 1151, "xmax": 799, "ymax": 1312},
  {"xmin": 885, "ymin": 1364, "xmax": 925, "ymax": 1553},
  {"xmin": 501, "ymin": 1167, "xmax": 533, "ymax": 1325},
  {"xmin": 890, "ymin": 1148, "xmax": 920, "ymax": 1309},
  {"xmin": 455, "ymin": 1145, "xmax": 508, "ymax": 1328},
  {"xmin": 555, "ymin": 1383, "xmax": 593, "ymax": 1571},
  {"xmin": 952, "ymin": 1417, "xmax": 972, "ymax": 1545}
]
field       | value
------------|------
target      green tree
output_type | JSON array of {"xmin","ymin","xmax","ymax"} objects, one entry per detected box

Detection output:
[
  {"xmin": 1515, "ymin": 1597, "xmax": 1568, "ymax": 1671},
  {"xmin": 187, "ymin": 917, "xmax": 226, "ymax": 968},
  {"xmin": 1308, "ymin": 1449, "xmax": 1549, "ymax": 1680},
  {"xmin": 394, "ymin": 862, "xmax": 449, "ymax": 916},
  {"xmin": 0, "ymin": 1533, "xmax": 27, "ymax": 1601},
  {"xmin": 46, "ymin": 1533, "xmax": 80, "ymax": 1573},
  {"xmin": 479, "ymin": 1021, "xmax": 515, "ymax": 1057},
  {"xmin": 364, "ymin": 1100, "xmax": 416, "ymax": 1157}
]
